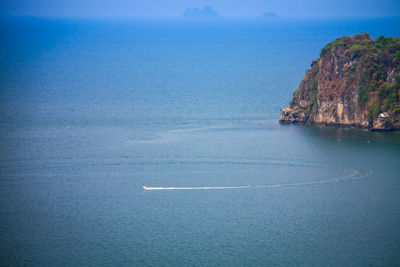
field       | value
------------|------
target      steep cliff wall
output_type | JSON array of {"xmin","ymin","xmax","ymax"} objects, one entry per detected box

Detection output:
[{"xmin": 280, "ymin": 33, "xmax": 400, "ymax": 130}]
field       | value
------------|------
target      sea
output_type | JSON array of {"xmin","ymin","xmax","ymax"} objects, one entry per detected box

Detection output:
[{"xmin": 1, "ymin": 17, "xmax": 400, "ymax": 266}]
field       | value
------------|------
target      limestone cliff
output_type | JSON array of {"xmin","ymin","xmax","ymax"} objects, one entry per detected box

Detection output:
[{"xmin": 280, "ymin": 33, "xmax": 400, "ymax": 131}]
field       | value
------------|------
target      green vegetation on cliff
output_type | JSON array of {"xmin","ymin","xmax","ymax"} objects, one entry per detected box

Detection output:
[
  {"xmin": 283, "ymin": 33, "xmax": 400, "ymax": 130},
  {"xmin": 321, "ymin": 33, "xmax": 400, "ymax": 120}
]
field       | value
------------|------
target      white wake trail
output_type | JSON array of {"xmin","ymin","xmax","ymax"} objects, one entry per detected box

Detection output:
[
  {"xmin": 143, "ymin": 186, "xmax": 252, "ymax": 190},
  {"xmin": 143, "ymin": 168, "xmax": 372, "ymax": 191}
]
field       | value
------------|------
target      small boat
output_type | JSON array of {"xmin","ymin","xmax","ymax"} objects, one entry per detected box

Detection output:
[{"xmin": 143, "ymin": 186, "xmax": 150, "ymax": 190}]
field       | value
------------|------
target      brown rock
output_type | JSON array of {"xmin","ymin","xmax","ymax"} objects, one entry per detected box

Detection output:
[{"xmin": 280, "ymin": 33, "xmax": 400, "ymax": 131}]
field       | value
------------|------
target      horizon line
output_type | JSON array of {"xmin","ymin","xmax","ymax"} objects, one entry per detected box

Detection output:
[{"xmin": 1, "ymin": 14, "xmax": 399, "ymax": 20}]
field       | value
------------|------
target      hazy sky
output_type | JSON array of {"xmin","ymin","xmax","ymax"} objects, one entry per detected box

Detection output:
[{"xmin": 1, "ymin": 0, "xmax": 399, "ymax": 18}]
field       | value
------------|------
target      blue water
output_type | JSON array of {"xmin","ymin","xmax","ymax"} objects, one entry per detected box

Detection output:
[{"xmin": 1, "ymin": 17, "xmax": 400, "ymax": 266}]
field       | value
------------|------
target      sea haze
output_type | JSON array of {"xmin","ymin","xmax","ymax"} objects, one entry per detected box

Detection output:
[{"xmin": 1, "ymin": 17, "xmax": 400, "ymax": 266}]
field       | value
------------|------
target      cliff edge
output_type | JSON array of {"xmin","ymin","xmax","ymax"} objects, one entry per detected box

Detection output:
[{"xmin": 280, "ymin": 33, "xmax": 400, "ymax": 131}]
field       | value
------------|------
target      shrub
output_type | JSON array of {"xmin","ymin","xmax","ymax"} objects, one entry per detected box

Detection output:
[
  {"xmin": 367, "ymin": 100, "xmax": 381, "ymax": 121},
  {"xmin": 393, "ymin": 50, "xmax": 400, "ymax": 61},
  {"xmin": 320, "ymin": 36, "xmax": 351, "ymax": 56},
  {"xmin": 375, "ymin": 36, "xmax": 392, "ymax": 50},
  {"xmin": 358, "ymin": 87, "xmax": 369, "ymax": 106}
]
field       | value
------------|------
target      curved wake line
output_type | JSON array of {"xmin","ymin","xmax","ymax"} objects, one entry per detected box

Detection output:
[{"xmin": 143, "ymin": 168, "xmax": 372, "ymax": 191}]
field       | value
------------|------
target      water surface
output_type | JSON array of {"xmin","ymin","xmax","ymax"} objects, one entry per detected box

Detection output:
[{"xmin": 1, "ymin": 17, "xmax": 400, "ymax": 266}]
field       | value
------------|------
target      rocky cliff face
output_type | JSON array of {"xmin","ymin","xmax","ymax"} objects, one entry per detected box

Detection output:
[{"xmin": 280, "ymin": 33, "xmax": 400, "ymax": 131}]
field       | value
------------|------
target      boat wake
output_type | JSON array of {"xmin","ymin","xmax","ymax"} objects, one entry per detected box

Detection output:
[{"xmin": 143, "ymin": 168, "xmax": 372, "ymax": 190}]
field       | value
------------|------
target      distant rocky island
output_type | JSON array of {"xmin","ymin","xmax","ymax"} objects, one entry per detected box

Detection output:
[
  {"xmin": 280, "ymin": 33, "xmax": 400, "ymax": 131},
  {"xmin": 182, "ymin": 6, "xmax": 220, "ymax": 19}
]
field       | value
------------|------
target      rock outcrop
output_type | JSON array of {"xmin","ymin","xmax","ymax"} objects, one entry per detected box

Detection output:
[
  {"xmin": 280, "ymin": 33, "xmax": 400, "ymax": 131},
  {"xmin": 182, "ymin": 6, "xmax": 220, "ymax": 19}
]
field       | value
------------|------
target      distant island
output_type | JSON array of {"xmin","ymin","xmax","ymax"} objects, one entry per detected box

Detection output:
[
  {"xmin": 182, "ymin": 6, "xmax": 220, "ymax": 19},
  {"xmin": 262, "ymin": 12, "xmax": 279, "ymax": 19},
  {"xmin": 280, "ymin": 33, "xmax": 400, "ymax": 131}
]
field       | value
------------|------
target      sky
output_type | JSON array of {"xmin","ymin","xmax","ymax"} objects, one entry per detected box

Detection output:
[{"xmin": 0, "ymin": 0, "xmax": 399, "ymax": 18}]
